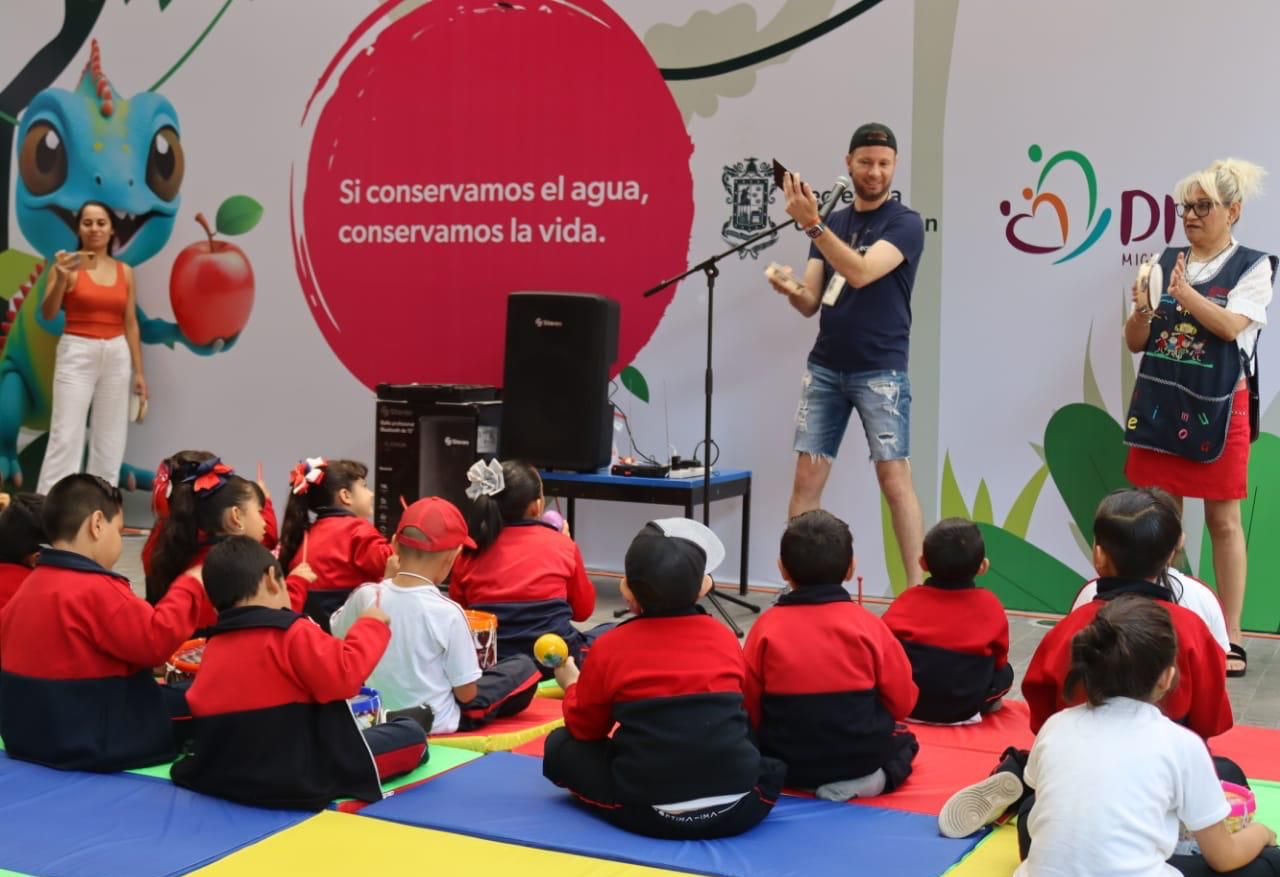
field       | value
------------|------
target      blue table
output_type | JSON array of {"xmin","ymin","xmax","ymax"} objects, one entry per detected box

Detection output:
[{"xmin": 539, "ymin": 469, "xmax": 752, "ymax": 594}]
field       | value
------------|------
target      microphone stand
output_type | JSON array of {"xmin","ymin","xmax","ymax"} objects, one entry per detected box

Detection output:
[{"xmin": 639, "ymin": 209, "xmax": 812, "ymax": 636}]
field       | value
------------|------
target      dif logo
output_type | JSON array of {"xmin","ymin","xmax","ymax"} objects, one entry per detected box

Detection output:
[{"xmin": 1000, "ymin": 144, "xmax": 1178, "ymax": 264}]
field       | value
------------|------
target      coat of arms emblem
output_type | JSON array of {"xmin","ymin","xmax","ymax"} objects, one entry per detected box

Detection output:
[{"xmin": 722, "ymin": 158, "xmax": 779, "ymax": 259}]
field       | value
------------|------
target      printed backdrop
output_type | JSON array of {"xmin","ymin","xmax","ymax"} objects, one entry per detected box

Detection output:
[{"xmin": 4, "ymin": 0, "xmax": 1280, "ymax": 631}]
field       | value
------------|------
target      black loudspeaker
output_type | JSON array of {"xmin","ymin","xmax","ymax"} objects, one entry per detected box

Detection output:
[
  {"xmin": 374, "ymin": 384, "xmax": 501, "ymax": 535},
  {"xmin": 501, "ymin": 292, "xmax": 619, "ymax": 471}
]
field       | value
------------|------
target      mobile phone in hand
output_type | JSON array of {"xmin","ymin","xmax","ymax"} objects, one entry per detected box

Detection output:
[{"xmin": 772, "ymin": 158, "xmax": 789, "ymax": 190}]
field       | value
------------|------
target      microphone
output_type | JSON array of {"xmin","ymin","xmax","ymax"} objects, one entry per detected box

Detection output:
[{"xmin": 819, "ymin": 176, "xmax": 851, "ymax": 221}]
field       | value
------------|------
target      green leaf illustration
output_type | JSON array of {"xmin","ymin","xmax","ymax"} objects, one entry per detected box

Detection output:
[
  {"xmin": 973, "ymin": 479, "xmax": 994, "ymax": 525},
  {"xmin": 1003, "ymin": 464, "xmax": 1049, "ymax": 540},
  {"xmin": 1068, "ymin": 520, "xmax": 1092, "ymax": 563},
  {"xmin": 1198, "ymin": 432, "xmax": 1280, "ymax": 633},
  {"xmin": 215, "ymin": 195, "xmax": 264, "ymax": 236},
  {"xmin": 880, "ymin": 493, "xmax": 908, "ymax": 596},
  {"xmin": 619, "ymin": 366, "xmax": 650, "ymax": 404},
  {"xmin": 977, "ymin": 523, "xmax": 1083, "ymax": 614},
  {"xmin": 1083, "ymin": 322, "xmax": 1108, "ymax": 414},
  {"xmin": 1044, "ymin": 403, "xmax": 1130, "ymax": 540},
  {"xmin": 1030, "ymin": 442, "xmax": 1046, "ymax": 464},
  {"xmin": 940, "ymin": 452, "xmax": 970, "ymax": 520}
]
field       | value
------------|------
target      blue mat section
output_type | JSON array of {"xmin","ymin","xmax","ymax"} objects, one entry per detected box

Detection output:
[
  {"xmin": 360, "ymin": 752, "xmax": 984, "ymax": 877},
  {"xmin": 0, "ymin": 752, "xmax": 311, "ymax": 877}
]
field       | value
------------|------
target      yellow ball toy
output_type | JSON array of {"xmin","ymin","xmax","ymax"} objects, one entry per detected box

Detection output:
[{"xmin": 533, "ymin": 633, "xmax": 569, "ymax": 668}]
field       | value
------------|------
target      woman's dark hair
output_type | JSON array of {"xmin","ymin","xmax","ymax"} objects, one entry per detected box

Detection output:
[
  {"xmin": 465, "ymin": 460, "xmax": 542, "ymax": 552},
  {"xmin": 1065, "ymin": 595, "xmax": 1178, "ymax": 707},
  {"xmin": 204, "ymin": 536, "xmax": 284, "ymax": 612},
  {"xmin": 75, "ymin": 200, "xmax": 116, "ymax": 255},
  {"xmin": 1093, "ymin": 488, "xmax": 1183, "ymax": 587},
  {"xmin": 0, "ymin": 493, "xmax": 47, "ymax": 564},
  {"xmin": 780, "ymin": 509, "xmax": 853, "ymax": 587},
  {"xmin": 147, "ymin": 458, "xmax": 261, "ymax": 604},
  {"xmin": 278, "ymin": 458, "xmax": 368, "ymax": 568}
]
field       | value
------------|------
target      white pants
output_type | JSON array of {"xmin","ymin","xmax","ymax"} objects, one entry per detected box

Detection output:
[{"xmin": 37, "ymin": 333, "xmax": 131, "ymax": 493}]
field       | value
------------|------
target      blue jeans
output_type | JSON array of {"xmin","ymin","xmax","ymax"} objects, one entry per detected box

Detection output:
[{"xmin": 792, "ymin": 363, "xmax": 911, "ymax": 462}]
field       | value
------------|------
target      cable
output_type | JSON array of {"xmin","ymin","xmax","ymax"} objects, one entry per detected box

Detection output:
[{"xmin": 691, "ymin": 438, "xmax": 720, "ymax": 468}]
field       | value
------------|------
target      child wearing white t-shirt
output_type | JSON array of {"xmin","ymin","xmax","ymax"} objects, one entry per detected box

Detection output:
[
  {"xmin": 1013, "ymin": 596, "xmax": 1277, "ymax": 877},
  {"xmin": 330, "ymin": 498, "xmax": 540, "ymax": 734}
]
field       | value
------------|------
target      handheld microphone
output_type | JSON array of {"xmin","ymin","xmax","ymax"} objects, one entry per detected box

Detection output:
[{"xmin": 819, "ymin": 176, "xmax": 851, "ymax": 221}]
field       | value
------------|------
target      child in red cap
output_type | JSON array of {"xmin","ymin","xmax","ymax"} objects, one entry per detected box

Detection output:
[{"xmin": 330, "ymin": 497, "xmax": 540, "ymax": 734}]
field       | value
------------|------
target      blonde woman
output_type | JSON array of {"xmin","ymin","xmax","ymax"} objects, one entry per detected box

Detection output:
[{"xmin": 1123, "ymin": 159, "xmax": 1276, "ymax": 677}]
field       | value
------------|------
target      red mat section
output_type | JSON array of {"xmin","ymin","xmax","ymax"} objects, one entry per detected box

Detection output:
[
  {"xmin": 905, "ymin": 699, "xmax": 1034, "ymax": 755},
  {"xmin": 1212, "ymin": 725, "xmax": 1280, "ymax": 781},
  {"xmin": 513, "ymin": 736, "xmax": 549, "ymax": 757}
]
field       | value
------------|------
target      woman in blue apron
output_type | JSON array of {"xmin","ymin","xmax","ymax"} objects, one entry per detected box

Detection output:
[{"xmin": 1123, "ymin": 159, "xmax": 1275, "ymax": 678}]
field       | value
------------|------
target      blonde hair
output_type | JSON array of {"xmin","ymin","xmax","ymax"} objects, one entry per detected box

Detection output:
[{"xmin": 1175, "ymin": 158, "xmax": 1266, "ymax": 212}]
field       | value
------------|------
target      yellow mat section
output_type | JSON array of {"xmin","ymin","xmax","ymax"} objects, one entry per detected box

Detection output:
[
  {"xmin": 944, "ymin": 824, "xmax": 1019, "ymax": 877},
  {"xmin": 189, "ymin": 809, "xmax": 694, "ymax": 877},
  {"xmin": 431, "ymin": 720, "xmax": 564, "ymax": 753}
]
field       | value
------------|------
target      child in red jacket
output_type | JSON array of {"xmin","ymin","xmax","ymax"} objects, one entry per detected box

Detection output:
[
  {"xmin": 744, "ymin": 510, "xmax": 919, "ymax": 800},
  {"xmin": 883, "ymin": 518, "xmax": 1012, "ymax": 723},
  {"xmin": 171, "ymin": 536, "xmax": 428, "ymax": 810},
  {"xmin": 278, "ymin": 457, "xmax": 393, "ymax": 631},
  {"xmin": 0, "ymin": 492, "xmax": 45, "ymax": 612},
  {"xmin": 0, "ymin": 475, "xmax": 203, "ymax": 770}
]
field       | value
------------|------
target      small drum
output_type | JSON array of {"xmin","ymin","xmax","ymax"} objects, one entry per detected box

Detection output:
[
  {"xmin": 348, "ymin": 686, "xmax": 383, "ymax": 729},
  {"xmin": 465, "ymin": 609, "xmax": 498, "ymax": 670},
  {"xmin": 165, "ymin": 638, "xmax": 206, "ymax": 685},
  {"xmin": 1223, "ymin": 781, "xmax": 1256, "ymax": 833}
]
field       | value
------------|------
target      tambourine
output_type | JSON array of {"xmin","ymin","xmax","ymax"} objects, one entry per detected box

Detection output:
[
  {"xmin": 1137, "ymin": 257, "xmax": 1163, "ymax": 312},
  {"xmin": 165, "ymin": 637, "xmax": 205, "ymax": 685},
  {"xmin": 128, "ymin": 393, "xmax": 149, "ymax": 423}
]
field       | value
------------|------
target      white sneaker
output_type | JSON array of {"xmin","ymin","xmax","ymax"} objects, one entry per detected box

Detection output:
[{"xmin": 938, "ymin": 772, "xmax": 1024, "ymax": 838}]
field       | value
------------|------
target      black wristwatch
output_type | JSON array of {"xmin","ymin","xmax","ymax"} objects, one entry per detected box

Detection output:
[{"xmin": 802, "ymin": 221, "xmax": 825, "ymax": 240}]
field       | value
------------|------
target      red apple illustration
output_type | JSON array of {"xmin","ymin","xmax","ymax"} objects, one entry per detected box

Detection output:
[{"xmin": 169, "ymin": 203, "xmax": 258, "ymax": 346}]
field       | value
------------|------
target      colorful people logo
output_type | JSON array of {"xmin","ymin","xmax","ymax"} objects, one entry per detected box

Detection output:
[{"xmin": 1000, "ymin": 144, "xmax": 1112, "ymax": 264}]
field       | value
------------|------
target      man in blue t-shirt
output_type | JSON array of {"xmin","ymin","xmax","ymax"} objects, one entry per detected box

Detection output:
[{"xmin": 766, "ymin": 123, "xmax": 925, "ymax": 585}]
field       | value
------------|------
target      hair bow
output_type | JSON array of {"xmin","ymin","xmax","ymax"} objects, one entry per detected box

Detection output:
[
  {"xmin": 289, "ymin": 457, "xmax": 328, "ymax": 495},
  {"xmin": 465, "ymin": 458, "xmax": 505, "ymax": 500},
  {"xmin": 182, "ymin": 457, "xmax": 234, "ymax": 498}
]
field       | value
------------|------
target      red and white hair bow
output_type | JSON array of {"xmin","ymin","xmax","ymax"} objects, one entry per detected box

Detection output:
[{"xmin": 289, "ymin": 457, "xmax": 328, "ymax": 495}]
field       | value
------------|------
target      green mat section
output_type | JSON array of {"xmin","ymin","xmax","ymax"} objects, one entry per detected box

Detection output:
[
  {"xmin": 127, "ymin": 760, "xmax": 173, "ymax": 779},
  {"xmin": 0, "ymin": 869, "xmax": 37, "ymax": 877},
  {"xmin": 1252, "ymin": 779, "xmax": 1280, "ymax": 822},
  {"xmin": 333, "ymin": 744, "xmax": 483, "ymax": 804}
]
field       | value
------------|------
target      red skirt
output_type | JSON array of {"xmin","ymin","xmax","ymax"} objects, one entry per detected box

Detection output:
[{"xmin": 1125, "ymin": 388, "xmax": 1251, "ymax": 500}]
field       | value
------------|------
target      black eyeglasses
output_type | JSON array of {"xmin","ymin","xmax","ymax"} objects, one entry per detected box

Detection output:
[{"xmin": 1176, "ymin": 199, "xmax": 1218, "ymax": 219}]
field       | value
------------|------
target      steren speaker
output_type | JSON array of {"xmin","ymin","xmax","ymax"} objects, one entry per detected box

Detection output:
[{"xmin": 501, "ymin": 292, "xmax": 619, "ymax": 471}]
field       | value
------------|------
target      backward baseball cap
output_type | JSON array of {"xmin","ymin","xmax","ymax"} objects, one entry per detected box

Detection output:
[
  {"xmin": 623, "ymin": 518, "xmax": 725, "ymax": 612},
  {"xmin": 849, "ymin": 122, "xmax": 897, "ymax": 153}
]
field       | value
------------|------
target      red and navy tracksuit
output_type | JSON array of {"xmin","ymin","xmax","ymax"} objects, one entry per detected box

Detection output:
[
  {"xmin": 543, "ymin": 607, "xmax": 784, "ymax": 839},
  {"xmin": 142, "ymin": 494, "xmax": 278, "ymax": 579},
  {"xmin": 744, "ymin": 584, "xmax": 920, "ymax": 790},
  {"xmin": 881, "ymin": 578, "xmax": 1013, "ymax": 723},
  {"xmin": 1023, "ymin": 577, "xmax": 1232, "ymax": 739},
  {"xmin": 0, "ymin": 549, "xmax": 202, "ymax": 770},
  {"xmin": 281, "ymin": 510, "xmax": 393, "ymax": 632},
  {"xmin": 171, "ymin": 606, "xmax": 426, "ymax": 811},
  {"xmin": 450, "ymin": 520, "xmax": 601, "ymax": 663},
  {"xmin": 0, "ymin": 562, "xmax": 32, "ymax": 613},
  {"xmin": 172, "ymin": 543, "xmax": 313, "ymax": 636}
]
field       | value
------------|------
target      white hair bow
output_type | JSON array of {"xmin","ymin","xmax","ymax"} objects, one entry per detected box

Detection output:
[{"xmin": 465, "ymin": 458, "xmax": 505, "ymax": 500}]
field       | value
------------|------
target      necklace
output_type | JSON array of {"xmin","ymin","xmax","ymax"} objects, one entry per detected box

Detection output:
[
  {"xmin": 1185, "ymin": 240, "xmax": 1235, "ymax": 286},
  {"xmin": 393, "ymin": 571, "xmax": 434, "ymax": 586}
]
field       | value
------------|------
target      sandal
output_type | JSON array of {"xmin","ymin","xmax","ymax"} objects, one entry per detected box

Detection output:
[{"xmin": 1227, "ymin": 642, "xmax": 1248, "ymax": 678}]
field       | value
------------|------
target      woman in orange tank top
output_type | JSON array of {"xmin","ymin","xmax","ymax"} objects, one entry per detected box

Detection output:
[{"xmin": 36, "ymin": 201, "xmax": 147, "ymax": 493}]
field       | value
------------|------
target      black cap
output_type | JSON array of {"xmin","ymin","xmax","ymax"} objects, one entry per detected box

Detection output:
[
  {"xmin": 623, "ymin": 518, "xmax": 725, "ymax": 613},
  {"xmin": 849, "ymin": 123, "xmax": 897, "ymax": 154}
]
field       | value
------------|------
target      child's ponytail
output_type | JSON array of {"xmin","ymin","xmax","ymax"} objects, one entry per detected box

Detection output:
[
  {"xmin": 1093, "ymin": 488, "xmax": 1183, "ymax": 590},
  {"xmin": 463, "ymin": 458, "xmax": 542, "ymax": 552},
  {"xmin": 277, "ymin": 457, "xmax": 368, "ymax": 567},
  {"xmin": 1064, "ymin": 595, "xmax": 1178, "ymax": 707}
]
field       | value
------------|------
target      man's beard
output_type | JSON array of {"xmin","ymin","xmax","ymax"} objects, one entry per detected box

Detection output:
[{"xmin": 853, "ymin": 178, "xmax": 892, "ymax": 201}]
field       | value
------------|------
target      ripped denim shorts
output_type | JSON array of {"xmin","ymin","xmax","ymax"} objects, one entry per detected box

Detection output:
[{"xmin": 792, "ymin": 362, "xmax": 911, "ymax": 462}]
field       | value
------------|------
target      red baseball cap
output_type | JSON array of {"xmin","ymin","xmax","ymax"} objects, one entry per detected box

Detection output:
[{"xmin": 396, "ymin": 497, "xmax": 476, "ymax": 551}]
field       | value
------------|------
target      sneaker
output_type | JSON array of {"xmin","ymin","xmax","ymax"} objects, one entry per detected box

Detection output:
[{"xmin": 938, "ymin": 771, "xmax": 1024, "ymax": 838}]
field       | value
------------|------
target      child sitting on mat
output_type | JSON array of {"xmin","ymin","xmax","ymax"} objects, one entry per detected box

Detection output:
[
  {"xmin": 1012, "ymin": 597, "xmax": 1278, "ymax": 876},
  {"xmin": 543, "ymin": 518, "xmax": 785, "ymax": 839},
  {"xmin": 147, "ymin": 457, "xmax": 313, "ymax": 632},
  {"xmin": 0, "ymin": 475, "xmax": 204, "ymax": 770},
  {"xmin": 171, "ymin": 537, "xmax": 429, "ymax": 810},
  {"xmin": 0, "ymin": 492, "xmax": 45, "ymax": 612},
  {"xmin": 330, "ymin": 497, "xmax": 540, "ymax": 734},
  {"xmin": 882, "ymin": 518, "xmax": 1012, "ymax": 723},
  {"xmin": 278, "ymin": 457, "xmax": 393, "ymax": 631},
  {"xmin": 141, "ymin": 450, "xmax": 278, "ymax": 578},
  {"xmin": 744, "ymin": 510, "xmax": 919, "ymax": 800},
  {"xmin": 452, "ymin": 459, "xmax": 602, "ymax": 666},
  {"xmin": 938, "ymin": 488, "xmax": 1235, "ymax": 842}
]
